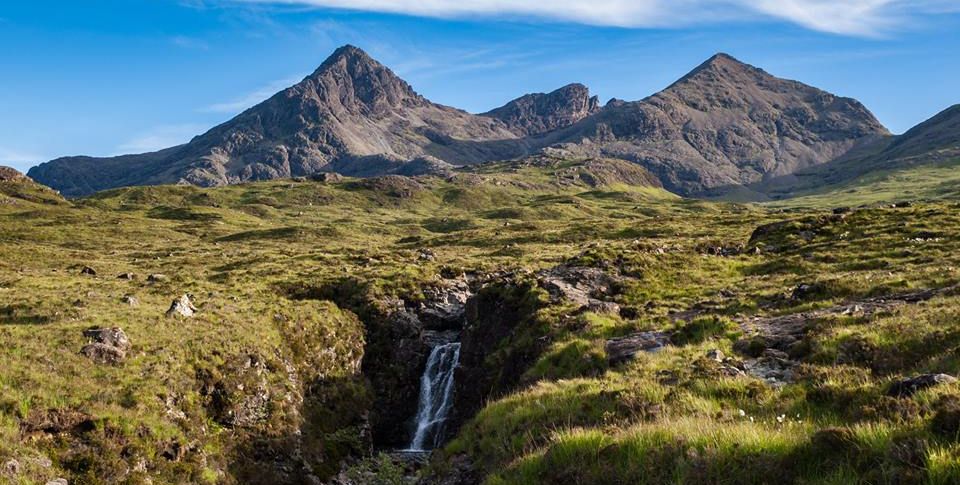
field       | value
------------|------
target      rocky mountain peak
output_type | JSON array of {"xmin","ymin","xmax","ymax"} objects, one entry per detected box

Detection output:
[
  {"xmin": 303, "ymin": 44, "xmax": 426, "ymax": 116},
  {"xmin": 483, "ymin": 83, "xmax": 601, "ymax": 136}
]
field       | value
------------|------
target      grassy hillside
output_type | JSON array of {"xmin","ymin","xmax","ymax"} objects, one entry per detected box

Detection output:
[{"xmin": 3, "ymin": 157, "xmax": 960, "ymax": 484}]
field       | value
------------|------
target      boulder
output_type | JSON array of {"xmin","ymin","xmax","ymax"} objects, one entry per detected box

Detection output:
[
  {"xmin": 166, "ymin": 294, "xmax": 196, "ymax": 318},
  {"xmin": 83, "ymin": 327, "xmax": 131, "ymax": 352},
  {"xmin": 80, "ymin": 342, "xmax": 126, "ymax": 364},
  {"xmin": 887, "ymin": 374, "xmax": 957, "ymax": 397},
  {"xmin": 538, "ymin": 265, "xmax": 619, "ymax": 308},
  {"xmin": 606, "ymin": 331, "xmax": 670, "ymax": 365},
  {"xmin": 706, "ymin": 349, "xmax": 725, "ymax": 362},
  {"xmin": 311, "ymin": 172, "xmax": 344, "ymax": 183}
]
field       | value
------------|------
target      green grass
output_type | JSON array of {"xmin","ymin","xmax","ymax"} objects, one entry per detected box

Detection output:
[{"xmin": 4, "ymin": 157, "xmax": 960, "ymax": 483}]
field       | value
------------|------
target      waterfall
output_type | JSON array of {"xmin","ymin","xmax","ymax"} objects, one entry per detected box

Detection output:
[{"xmin": 407, "ymin": 342, "xmax": 460, "ymax": 451}]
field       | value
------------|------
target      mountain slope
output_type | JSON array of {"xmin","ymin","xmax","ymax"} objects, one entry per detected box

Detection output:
[
  {"xmin": 753, "ymin": 104, "xmax": 960, "ymax": 201},
  {"xmin": 545, "ymin": 54, "xmax": 890, "ymax": 195}
]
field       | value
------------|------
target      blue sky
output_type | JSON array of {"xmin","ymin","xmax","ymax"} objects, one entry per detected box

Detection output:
[{"xmin": 1, "ymin": 0, "xmax": 959, "ymax": 172}]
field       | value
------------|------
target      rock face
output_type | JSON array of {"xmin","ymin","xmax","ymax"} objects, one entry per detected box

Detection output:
[
  {"xmin": 483, "ymin": 83, "xmax": 600, "ymax": 136},
  {"xmin": 28, "ymin": 49, "xmax": 889, "ymax": 198}
]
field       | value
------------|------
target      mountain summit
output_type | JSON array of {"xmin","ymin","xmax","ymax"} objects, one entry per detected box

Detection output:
[{"xmin": 29, "ymin": 48, "xmax": 891, "ymax": 197}]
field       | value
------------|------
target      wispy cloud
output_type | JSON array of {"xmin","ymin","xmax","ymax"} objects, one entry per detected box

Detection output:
[
  {"xmin": 236, "ymin": 0, "xmax": 960, "ymax": 37},
  {"xmin": 202, "ymin": 76, "xmax": 304, "ymax": 113},
  {"xmin": 115, "ymin": 124, "xmax": 210, "ymax": 154}
]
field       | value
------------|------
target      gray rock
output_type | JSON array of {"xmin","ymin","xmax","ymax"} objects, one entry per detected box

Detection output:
[
  {"xmin": 706, "ymin": 349, "xmax": 725, "ymax": 362},
  {"xmin": 166, "ymin": 294, "xmax": 197, "ymax": 318},
  {"xmin": 311, "ymin": 172, "xmax": 343, "ymax": 183},
  {"xmin": 539, "ymin": 265, "xmax": 619, "ymax": 307},
  {"xmin": 80, "ymin": 342, "xmax": 126, "ymax": 364},
  {"xmin": 147, "ymin": 273, "xmax": 168, "ymax": 283},
  {"xmin": 606, "ymin": 331, "xmax": 670, "ymax": 365},
  {"xmin": 888, "ymin": 374, "xmax": 957, "ymax": 397},
  {"xmin": 83, "ymin": 327, "xmax": 131, "ymax": 352},
  {"xmin": 46, "ymin": 479, "xmax": 68, "ymax": 485},
  {"xmin": 116, "ymin": 272, "xmax": 136, "ymax": 280},
  {"xmin": 121, "ymin": 294, "xmax": 139, "ymax": 306},
  {"xmin": 80, "ymin": 266, "xmax": 96, "ymax": 276}
]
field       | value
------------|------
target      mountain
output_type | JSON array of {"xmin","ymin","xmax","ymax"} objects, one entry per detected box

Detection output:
[
  {"xmin": 542, "ymin": 53, "xmax": 890, "ymax": 195},
  {"xmin": 482, "ymin": 83, "xmax": 600, "ymax": 136},
  {"xmin": 29, "ymin": 46, "xmax": 531, "ymax": 196},
  {"xmin": 30, "ymin": 48, "xmax": 891, "ymax": 198}
]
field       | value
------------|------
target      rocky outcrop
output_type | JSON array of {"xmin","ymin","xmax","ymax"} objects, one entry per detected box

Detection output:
[
  {"xmin": 606, "ymin": 331, "xmax": 670, "ymax": 365},
  {"xmin": 0, "ymin": 166, "xmax": 28, "ymax": 182},
  {"xmin": 454, "ymin": 278, "xmax": 546, "ymax": 430},
  {"xmin": 483, "ymin": 83, "xmax": 600, "ymax": 136},
  {"xmin": 538, "ymin": 265, "xmax": 620, "ymax": 310},
  {"xmin": 80, "ymin": 327, "xmax": 131, "ymax": 364}
]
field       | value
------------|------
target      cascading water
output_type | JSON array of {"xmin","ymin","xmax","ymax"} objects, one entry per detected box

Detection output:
[{"xmin": 407, "ymin": 342, "xmax": 460, "ymax": 451}]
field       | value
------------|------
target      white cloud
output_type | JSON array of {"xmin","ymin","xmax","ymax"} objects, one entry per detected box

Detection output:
[
  {"xmin": 202, "ymin": 76, "xmax": 304, "ymax": 113},
  {"xmin": 115, "ymin": 124, "xmax": 210, "ymax": 154},
  {"xmin": 237, "ymin": 0, "xmax": 960, "ymax": 36}
]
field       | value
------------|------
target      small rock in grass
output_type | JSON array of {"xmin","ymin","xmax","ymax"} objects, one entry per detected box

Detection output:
[
  {"xmin": 706, "ymin": 349, "xmax": 725, "ymax": 362},
  {"xmin": 887, "ymin": 374, "xmax": 957, "ymax": 397},
  {"xmin": 83, "ymin": 327, "xmax": 131, "ymax": 352},
  {"xmin": 122, "ymin": 294, "xmax": 139, "ymax": 306},
  {"xmin": 46, "ymin": 479, "xmax": 68, "ymax": 485},
  {"xmin": 147, "ymin": 273, "xmax": 168, "ymax": 283},
  {"xmin": 80, "ymin": 266, "xmax": 97, "ymax": 276},
  {"xmin": 117, "ymin": 273, "xmax": 136, "ymax": 280},
  {"xmin": 80, "ymin": 342, "xmax": 126, "ymax": 364},
  {"xmin": 166, "ymin": 294, "xmax": 197, "ymax": 318}
]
